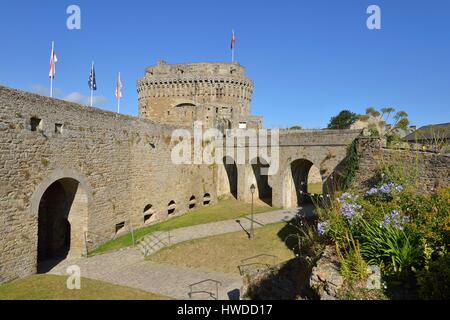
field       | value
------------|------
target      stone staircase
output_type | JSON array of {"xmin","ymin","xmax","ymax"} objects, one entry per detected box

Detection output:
[{"xmin": 136, "ymin": 231, "xmax": 172, "ymax": 257}]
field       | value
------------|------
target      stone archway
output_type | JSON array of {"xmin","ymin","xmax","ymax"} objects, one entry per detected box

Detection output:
[
  {"xmin": 217, "ymin": 156, "xmax": 238, "ymax": 199},
  {"xmin": 250, "ymin": 157, "xmax": 272, "ymax": 206},
  {"xmin": 282, "ymin": 159, "xmax": 323, "ymax": 208},
  {"xmin": 33, "ymin": 172, "xmax": 90, "ymax": 273}
]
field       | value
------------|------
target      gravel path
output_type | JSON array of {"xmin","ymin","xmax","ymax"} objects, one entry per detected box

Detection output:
[{"xmin": 48, "ymin": 206, "xmax": 312, "ymax": 300}]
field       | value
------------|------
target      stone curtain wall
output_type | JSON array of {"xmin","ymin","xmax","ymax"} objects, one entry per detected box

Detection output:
[
  {"xmin": 352, "ymin": 138, "xmax": 450, "ymax": 192},
  {"xmin": 0, "ymin": 86, "xmax": 216, "ymax": 283}
]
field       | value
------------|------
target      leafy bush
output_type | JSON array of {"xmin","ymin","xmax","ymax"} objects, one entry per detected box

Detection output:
[
  {"xmin": 416, "ymin": 254, "xmax": 450, "ymax": 300},
  {"xmin": 359, "ymin": 218, "xmax": 421, "ymax": 276},
  {"xmin": 316, "ymin": 183, "xmax": 449, "ymax": 299}
]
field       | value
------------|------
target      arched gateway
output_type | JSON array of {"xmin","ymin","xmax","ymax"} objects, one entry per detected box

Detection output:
[
  {"xmin": 31, "ymin": 170, "xmax": 90, "ymax": 273},
  {"xmin": 282, "ymin": 159, "xmax": 323, "ymax": 208}
]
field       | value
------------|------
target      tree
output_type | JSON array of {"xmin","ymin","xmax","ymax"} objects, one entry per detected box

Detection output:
[{"xmin": 328, "ymin": 110, "xmax": 357, "ymax": 129}]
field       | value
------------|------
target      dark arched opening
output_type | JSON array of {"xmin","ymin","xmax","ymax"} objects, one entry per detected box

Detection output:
[
  {"xmin": 251, "ymin": 157, "xmax": 272, "ymax": 206},
  {"xmin": 203, "ymin": 193, "xmax": 211, "ymax": 206},
  {"xmin": 289, "ymin": 159, "xmax": 322, "ymax": 206},
  {"xmin": 168, "ymin": 201, "xmax": 176, "ymax": 215},
  {"xmin": 37, "ymin": 178, "xmax": 87, "ymax": 273},
  {"xmin": 143, "ymin": 204, "xmax": 154, "ymax": 224},
  {"xmin": 189, "ymin": 196, "xmax": 196, "ymax": 209},
  {"xmin": 223, "ymin": 156, "xmax": 238, "ymax": 198}
]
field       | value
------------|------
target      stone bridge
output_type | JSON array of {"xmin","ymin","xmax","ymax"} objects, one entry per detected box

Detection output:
[{"xmin": 216, "ymin": 129, "xmax": 360, "ymax": 208}]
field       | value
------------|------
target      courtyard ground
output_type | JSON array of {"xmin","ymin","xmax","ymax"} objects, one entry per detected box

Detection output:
[
  {"xmin": 44, "ymin": 207, "xmax": 301, "ymax": 299},
  {"xmin": 92, "ymin": 198, "xmax": 277, "ymax": 254},
  {"xmin": 0, "ymin": 274, "xmax": 171, "ymax": 300},
  {"xmin": 1, "ymin": 205, "xmax": 307, "ymax": 300},
  {"xmin": 147, "ymin": 222, "xmax": 297, "ymax": 275}
]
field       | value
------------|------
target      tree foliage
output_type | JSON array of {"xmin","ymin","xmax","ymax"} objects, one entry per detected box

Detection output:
[{"xmin": 328, "ymin": 110, "xmax": 357, "ymax": 129}]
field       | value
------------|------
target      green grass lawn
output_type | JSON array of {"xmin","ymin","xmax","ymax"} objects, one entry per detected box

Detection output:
[
  {"xmin": 308, "ymin": 183, "xmax": 323, "ymax": 194},
  {"xmin": 0, "ymin": 275, "xmax": 171, "ymax": 300},
  {"xmin": 147, "ymin": 222, "xmax": 296, "ymax": 275},
  {"xmin": 92, "ymin": 198, "xmax": 277, "ymax": 255}
]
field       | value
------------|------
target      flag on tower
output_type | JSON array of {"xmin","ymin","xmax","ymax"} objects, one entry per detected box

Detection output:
[
  {"xmin": 88, "ymin": 63, "xmax": 97, "ymax": 91},
  {"xmin": 49, "ymin": 41, "xmax": 58, "ymax": 98},
  {"xmin": 88, "ymin": 62, "xmax": 97, "ymax": 107},
  {"xmin": 49, "ymin": 42, "xmax": 58, "ymax": 79},
  {"xmin": 115, "ymin": 72, "xmax": 122, "ymax": 113},
  {"xmin": 231, "ymin": 30, "xmax": 236, "ymax": 50},
  {"xmin": 231, "ymin": 30, "xmax": 236, "ymax": 62},
  {"xmin": 115, "ymin": 72, "xmax": 122, "ymax": 99}
]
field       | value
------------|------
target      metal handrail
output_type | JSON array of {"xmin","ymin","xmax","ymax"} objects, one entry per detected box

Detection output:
[
  {"xmin": 238, "ymin": 262, "xmax": 272, "ymax": 276},
  {"xmin": 188, "ymin": 279, "xmax": 222, "ymax": 300},
  {"xmin": 138, "ymin": 230, "xmax": 172, "ymax": 256},
  {"xmin": 237, "ymin": 254, "xmax": 278, "ymax": 276},
  {"xmin": 240, "ymin": 254, "xmax": 278, "ymax": 264},
  {"xmin": 84, "ymin": 218, "xmax": 137, "ymax": 256}
]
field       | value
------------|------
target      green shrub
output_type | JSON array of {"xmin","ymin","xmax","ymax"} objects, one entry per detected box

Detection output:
[
  {"xmin": 416, "ymin": 254, "xmax": 450, "ymax": 300},
  {"xmin": 359, "ymin": 219, "xmax": 421, "ymax": 276},
  {"xmin": 337, "ymin": 140, "xmax": 360, "ymax": 191},
  {"xmin": 317, "ymin": 183, "xmax": 449, "ymax": 299}
]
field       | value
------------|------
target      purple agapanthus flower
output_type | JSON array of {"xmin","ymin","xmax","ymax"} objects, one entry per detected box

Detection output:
[
  {"xmin": 366, "ymin": 182, "xmax": 403, "ymax": 197},
  {"xmin": 382, "ymin": 210, "xmax": 410, "ymax": 231},
  {"xmin": 317, "ymin": 221, "xmax": 328, "ymax": 236},
  {"xmin": 366, "ymin": 187, "xmax": 379, "ymax": 196},
  {"xmin": 339, "ymin": 192, "xmax": 351, "ymax": 202},
  {"xmin": 340, "ymin": 202, "xmax": 362, "ymax": 225},
  {"xmin": 379, "ymin": 183, "xmax": 395, "ymax": 194}
]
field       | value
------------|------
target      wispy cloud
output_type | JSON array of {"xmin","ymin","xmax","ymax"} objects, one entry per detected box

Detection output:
[
  {"xmin": 29, "ymin": 84, "xmax": 107, "ymax": 106},
  {"xmin": 29, "ymin": 84, "xmax": 64, "ymax": 98},
  {"xmin": 63, "ymin": 92, "xmax": 108, "ymax": 105}
]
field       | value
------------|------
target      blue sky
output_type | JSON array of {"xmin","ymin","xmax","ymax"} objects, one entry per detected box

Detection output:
[{"xmin": 0, "ymin": 0, "xmax": 449, "ymax": 128}]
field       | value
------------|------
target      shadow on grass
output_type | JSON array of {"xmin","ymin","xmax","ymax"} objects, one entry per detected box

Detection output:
[{"xmin": 242, "ymin": 205, "xmax": 322, "ymax": 300}]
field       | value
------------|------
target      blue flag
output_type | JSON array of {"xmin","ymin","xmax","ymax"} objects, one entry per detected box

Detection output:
[{"xmin": 88, "ymin": 63, "xmax": 97, "ymax": 91}]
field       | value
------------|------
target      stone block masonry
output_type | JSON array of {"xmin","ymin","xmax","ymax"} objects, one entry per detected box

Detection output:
[
  {"xmin": 0, "ymin": 85, "xmax": 216, "ymax": 283},
  {"xmin": 352, "ymin": 138, "xmax": 450, "ymax": 192}
]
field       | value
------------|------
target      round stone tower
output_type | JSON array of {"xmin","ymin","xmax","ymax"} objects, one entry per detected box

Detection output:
[{"xmin": 137, "ymin": 60, "xmax": 261, "ymax": 130}]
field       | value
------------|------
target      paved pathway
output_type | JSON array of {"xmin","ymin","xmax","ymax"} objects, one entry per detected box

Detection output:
[
  {"xmin": 49, "ymin": 248, "xmax": 242, "ymax": 300},
  {"xmin": 155, "ymin": 206, "xmax": 310, "ymax": 246},
  {"xmin": 48, "ymin": 206, "xmax": 313, "ymax": 300}
]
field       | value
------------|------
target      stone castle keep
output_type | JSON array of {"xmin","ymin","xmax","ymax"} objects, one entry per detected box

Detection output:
[
  {"xmin": 137, "ymin": 61, "xmax": 262, "ymax": 130},
  {"xmin": 0, "ymin": 61, "xmax": 376, "ymax": 283}
]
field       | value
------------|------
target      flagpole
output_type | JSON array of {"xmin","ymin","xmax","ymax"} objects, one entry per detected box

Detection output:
[
  {"xmin": 50, "ymin": 41, "xmax": 54, "ymax": 97},
  {"xmin": 117, "ymin": 72, "xmax": 121, "ymax": 113},
  {"xmin": 90, "ymin": 61, "xmax": 94, "ymax": 107}
]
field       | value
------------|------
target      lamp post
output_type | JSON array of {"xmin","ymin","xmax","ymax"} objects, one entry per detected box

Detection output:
[{"xmin": 250, "ymin": 184, "xmax": 256, "ymax": 239}]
